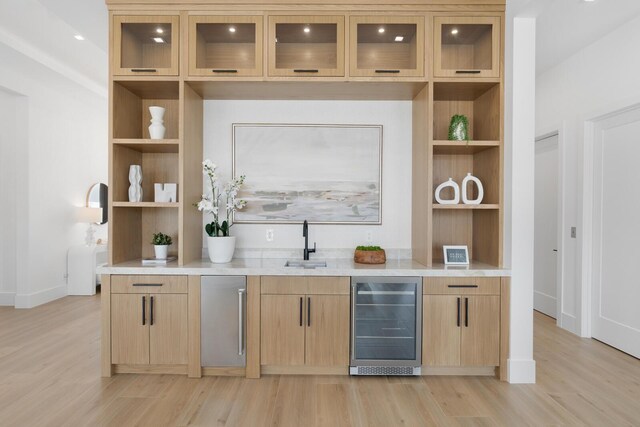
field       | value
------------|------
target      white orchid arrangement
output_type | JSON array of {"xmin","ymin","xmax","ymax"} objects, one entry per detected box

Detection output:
[{"xmin": 197, "ymin": 159, "xmax": 247, "ymax": 237}]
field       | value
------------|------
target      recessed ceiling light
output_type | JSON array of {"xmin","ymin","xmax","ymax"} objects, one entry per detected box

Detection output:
[
  {"xmin": 229, "ymin": 26, "xmax": 236, "ymax": 33},
  {"xmin": 451, "ymin": 28, "xmax": 459, "ymax": 35},
  {"xmin": 156, "ymin": 28, "xmax": 164, "ymax": 34},
  {"xmin": 378, "ymin": 27, "xmax": 385, "ymax": 33},
  {"xmin": 395, "ymin": 36, "xmax": 404, "ymax": 42},
  {"xmin": 153, "ymin": 37, "xmax": 165, "ymax": 43},
  {"xmin": 304, "ymin": 26, "xmax": 311, "ymax": 33},
  {"xmin": 74, "ymin": 34, "xmax": 85, "ymax": 41},
  {"xmin": 582, "ymin": 0, "xmax": 595, "ymax": 2}
]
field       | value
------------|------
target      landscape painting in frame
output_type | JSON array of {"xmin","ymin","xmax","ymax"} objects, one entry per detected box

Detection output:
[{"xmin": 233, "ymin": 124, "xmax": 382, "ymax": 224}]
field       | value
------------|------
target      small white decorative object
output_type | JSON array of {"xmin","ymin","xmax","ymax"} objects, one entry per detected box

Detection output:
[
  {"xmin": 461, "ymin": 173, "xmax": 484, "ymax": 205},
  {"xmin": 154, "ymin": 245, "xmax": 169, "ymax": 260},
  {"xmin": 207, "ymin": 236, "xmax": 236, "ymax": 263},
  {"xmin": 154, "ymin": 183, "xmax": 177, "ymax": 203},
  {"xmin": 148, "ymin": 106, "xmax": 166, "ymax": 140},
  {"xmin": 435, "ymin": 177, "xmax": 460, "ymax": 205},
  {"xmin": 128, "ymin": 165, "xmax": 143, "ymax": 202}
]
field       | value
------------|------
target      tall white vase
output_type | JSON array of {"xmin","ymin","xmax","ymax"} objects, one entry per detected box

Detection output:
[
  {"xmin": 461, "ymin": 173, "xmax": 484, "ymax": 205},
  {"xmin": 148, "ymin": 106, "xmax": 166, "ymax": 140},
  {"xmin": 128, "ymin": 165, "xmax": 143, "ymax": 202},
  {"xmin": 435, "ymin": 177, "xmax": 460, "ymax": 204}
]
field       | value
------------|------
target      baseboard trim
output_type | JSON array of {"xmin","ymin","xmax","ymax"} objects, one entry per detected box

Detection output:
[
  {"xmin": 534, "ymin": 291, "xmax": 556, "ymax": 318},
  {"xmin": 0, "ymin": 292, "xmax": 16, "ymax": 306},
  {"xmin": 560, "ymin": 312, "xmax": 578, "ymax": 335},
  {"xmin": 261, "ymin": 365, "xmax": 349, "ymax": 376},
  {"xmin": 14, "ymin": 285, "xmax": 66, "ymax": 309},
  {"xmin": 422, "ymin": 366, "xmax": 496, "ymax": 376},
  {"xmin": 507, "ymin": 358, "xmax": 536, "ymax": 383}
]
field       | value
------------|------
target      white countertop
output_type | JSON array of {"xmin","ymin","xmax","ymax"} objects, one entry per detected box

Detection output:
[{"xmin": 98, "ymin": 258, "xmax": 510, "ymax": 277}]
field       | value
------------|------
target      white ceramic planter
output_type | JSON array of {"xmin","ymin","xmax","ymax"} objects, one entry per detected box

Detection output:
[
  {"xmin": 207, "ymin": 236, "xmax": 236, "ymax": 263},
  {"xmin": 154, "ymin": 244, "xmax": 169, "ymax": 260}
]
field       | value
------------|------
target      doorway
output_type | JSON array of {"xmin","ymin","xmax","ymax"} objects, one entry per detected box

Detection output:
[
  {"xmin": 534, "ymin": 132, "xmax": 560, "ymax": 319},
  {"xmin": 589, "ymin": 106, "xmax": 640, "ymax": 358}
]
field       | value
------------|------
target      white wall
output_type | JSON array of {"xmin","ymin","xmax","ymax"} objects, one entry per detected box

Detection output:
[
  {"xmin": 203, "ymin": 100, "xmax": 412, "ymax": 257},
  {"xmin": 0, "ymin": 42, "xmax": 107, "ymax": 308},
  {"xmin": 0, "ymin": 89, "xmax": 27, "ymax": 306},
  {"xmin": 536, "ymin": 14, "xmax": 640, "ymax": 336}
]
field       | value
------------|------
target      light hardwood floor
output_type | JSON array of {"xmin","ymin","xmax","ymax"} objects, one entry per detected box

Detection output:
[{"xmin": 0, "ymin": 295, "xmax": 638, "ymax": 426}]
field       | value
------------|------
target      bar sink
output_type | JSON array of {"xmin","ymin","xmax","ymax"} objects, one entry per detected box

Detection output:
[{"xmin": 284, "ymin": 260, "xmax": 327, "ymax": 269}]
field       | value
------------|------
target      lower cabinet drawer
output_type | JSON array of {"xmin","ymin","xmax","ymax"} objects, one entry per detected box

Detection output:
[
  {"xmin": 424, "ymin": 277, "xmax": 501, "ymax": 295},
  {"xmin": 261, "ymin": 276, "xmax": 349, "ymax": 295},
  {"xmin": 111, "ymin": 275, "xmax": 188, "ymax": 294}
]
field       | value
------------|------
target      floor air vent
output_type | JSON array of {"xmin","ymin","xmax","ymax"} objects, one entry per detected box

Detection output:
[{"xmin": 350, "ymin": 366, "xmax": 420, "ymax": 376}]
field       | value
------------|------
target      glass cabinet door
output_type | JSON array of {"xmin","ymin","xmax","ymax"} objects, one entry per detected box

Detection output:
[
  {"xmin": 434, "ymin": 16, "xmax": 500, "ymax": 78},
  {"xmin": 113, "ymin": 15, "xmax": 180, "ymax": 76},
  {"xmin": 268, "ymin": 16, "xmax": 345, "ymax": 77},
  {"xmin": 349, "ymin": 16, "xmax": 424, "ymax": 78},
  {"xmin": 189, "ymin": 16, "xmax": 263, "ymax": 77},
  {"xmin": 352, "ymin": 280, "xmax": 421, "ymax": 362}
]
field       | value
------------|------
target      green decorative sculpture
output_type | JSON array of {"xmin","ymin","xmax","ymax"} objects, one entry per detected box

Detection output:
[{"xmin": 448, "ymin": 114, "xmax": 470, "ymax": 141}]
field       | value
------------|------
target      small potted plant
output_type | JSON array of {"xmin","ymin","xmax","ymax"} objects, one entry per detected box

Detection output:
[
  {"xmin": 354, "ymin": 245, "xmax": 387, "ymax": 264},
  {"xmin": 197, "ymin": 159, "xmax": 247, "ymax": 263},
  {"xmin": 152, "ymin": 232, "xmax": 172, "ymax": 260}
]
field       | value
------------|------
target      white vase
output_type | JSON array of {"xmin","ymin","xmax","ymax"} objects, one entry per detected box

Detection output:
[
  {"xmin": 435, "ymin": 177, "xmax": 460, "ymax": 204},
  {"xmin": 461, "ymin": 173, "xmax": 484, "ymax": 205},
  {"xmin": 207, "ymin": 236, "xmax": 236, "ymax": 263},
  {"xmin": 154, "ymin": 245, "xmax": 169, "ymax": 260},
  {"xmin": 148, "ymin": 106, "xmax": 166, "ymax": 140},
  {"xmin": 128, "ymin": 165, "xmax": 143, "ymax": 202}
]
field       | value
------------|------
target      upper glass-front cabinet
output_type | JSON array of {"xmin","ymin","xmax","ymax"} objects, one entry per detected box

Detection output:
[
  {"xmin": 434, "ymin": 17, "xmax": 500, "ymax": 78},
  {"xmin": 268, "ymin": 16, "xmax": 345, "ymax": 77},
  {"xmin": 349, "ymin": 16, "xmax": 425, "ymax": 78},
  {"xmin": 113, "ymin": 15, "xmax": 180, "ymax": 76},
  {"xmin": 189, "ymin": 16, "xmax": 263, "ymax": 77}
]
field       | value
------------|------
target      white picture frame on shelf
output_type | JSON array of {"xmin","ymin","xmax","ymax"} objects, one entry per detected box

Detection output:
[{"xmin": 443, "ymin": 245, "xmax": 469, "ymax": 265}]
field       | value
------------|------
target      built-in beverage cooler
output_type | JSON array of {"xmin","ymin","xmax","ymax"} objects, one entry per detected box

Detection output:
[{"xmin": 350, "ymin": 277, "xmax": 422, "ymax": 375}]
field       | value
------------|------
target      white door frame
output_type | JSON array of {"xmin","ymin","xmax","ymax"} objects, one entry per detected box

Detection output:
[
  {"xmin": 581, "ymin": 98, "xmax": 640, "ymax": 338},
  {"xmin": 534, "ymin": 129, "xmax": 564, "ymax": 327}
]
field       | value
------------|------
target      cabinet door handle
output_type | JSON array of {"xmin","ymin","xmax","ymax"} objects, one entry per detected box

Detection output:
[
  {"xmin": 299, "ymin": 297, "xmax": 303, "ymax": 327},
  {"xmin": 294, "ymin": 69, "xmax": 319, "ymax": 73},
  {"xmin": 142, "ymin": 296, "xmax": 146, "ymax": 326},
  {"xmin": 455, "ymin": 70, "xmax": 481, "ymax": 74},
  {"xmin": 375, "ymin": 69, "xmax": 400, "ymax": 74},
  {"xmin": 133, "ymin": 283, "xmax": 163, "ymax": 287},
  {"xmin": 150, "ymin": 296, "xmax": 154, "ymax": 326},
  {"xmin": 307, "ymin": 297, "xmax": 311, "ymax": 327},
  {"xmin": 465, "ymin": 298, "xmax": 469, "ymax": 327},
  {"xmin": 238, "ymin": 289, "xmax": 246, "ymax": 356},
  {"xmin": 131, "ymin": 68, "xmax": 157, "ymax": 73},
  {"xmin": 456, "ymin": 297, "xmax": 461, "ymax": 327},
  {"xmin": 212, "ymin": 69, "xmax": 238, "ymax": 73},
  {"xmin": 447, "ymin": 285, "xmax": 478, "ymax": 288}
]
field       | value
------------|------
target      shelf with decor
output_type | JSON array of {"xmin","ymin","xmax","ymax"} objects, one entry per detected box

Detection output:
[
  {"xmin": 112, "ymin": 202, "xmax": 179, "ymax": 208},
  {"xmin": 432, "ymin": 140, "xmax": 499, "ymax": 154},
  {"xmin": 112, "ymin": 80, "xmax": 179, "ymax": 140},
  {"xmin": 113, "ymin": 139, "xmax": 180, "ymax": 153},
  {"xmin": 432, "ymin": 204, "xmax": 499, "ymax": 210}
]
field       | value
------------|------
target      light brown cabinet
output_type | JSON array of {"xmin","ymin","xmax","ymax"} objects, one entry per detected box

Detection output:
[
  {"xmin": 113, "ymin": 15, "xmax": 180, "ymax": 76},
  {"xmin": 349, "ymin": 16, "xmax": 425, "ymax": 78},
  {"xmin": 268, "ymin": 15, "xmax": 345, "ymax": 77},
  {"xmin": 260, "ymin": 277, "xmax": 349, "ymax": 367},
  {"xmin": 423, "ymin": 278, "xmax": 501, "ymax": 367},
  {"xmin": 111, "ymin": 276, "xmax": 188, "ymax": 366},
  {"xmin": 189, "ymin": 15, "xmax": 263, "ymax": 77},
  {"xmin": 433, "ymin": 16, "xmax": 501, "ymax": 78}
]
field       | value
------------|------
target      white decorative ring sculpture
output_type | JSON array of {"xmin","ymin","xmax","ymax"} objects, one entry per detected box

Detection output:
[
  {"xmin": 461, "ymin": 173, "xmax": 484, "ymax": 205},
  {"xmin": 435, "ymin": 177, "xmax": 460, "ymax": 205}
]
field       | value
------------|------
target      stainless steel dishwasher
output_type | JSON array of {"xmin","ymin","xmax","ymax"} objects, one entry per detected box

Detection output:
[{"xmin": 201, "ymin": 276, "xmax": 246, "ymax": 367}]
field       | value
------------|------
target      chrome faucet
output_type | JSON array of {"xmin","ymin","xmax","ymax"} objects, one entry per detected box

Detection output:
[{"xmin": 302, "ymin": 220, "xmax": 316, "ymax": 260}]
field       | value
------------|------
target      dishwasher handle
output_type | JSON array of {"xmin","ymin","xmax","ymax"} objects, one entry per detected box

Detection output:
[{"xmin": 238, "ymin": 289, "xmax": 246, "ymax": 356}]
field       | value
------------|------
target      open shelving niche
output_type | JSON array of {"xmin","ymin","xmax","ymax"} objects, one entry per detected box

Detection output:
[
  {"xmin": 109, "ymin": 80, "xmax": 203, "ymax": 265},
  {"xmin": 412, "ymin": 80, "xmax": 503, "ymax": 268}
]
